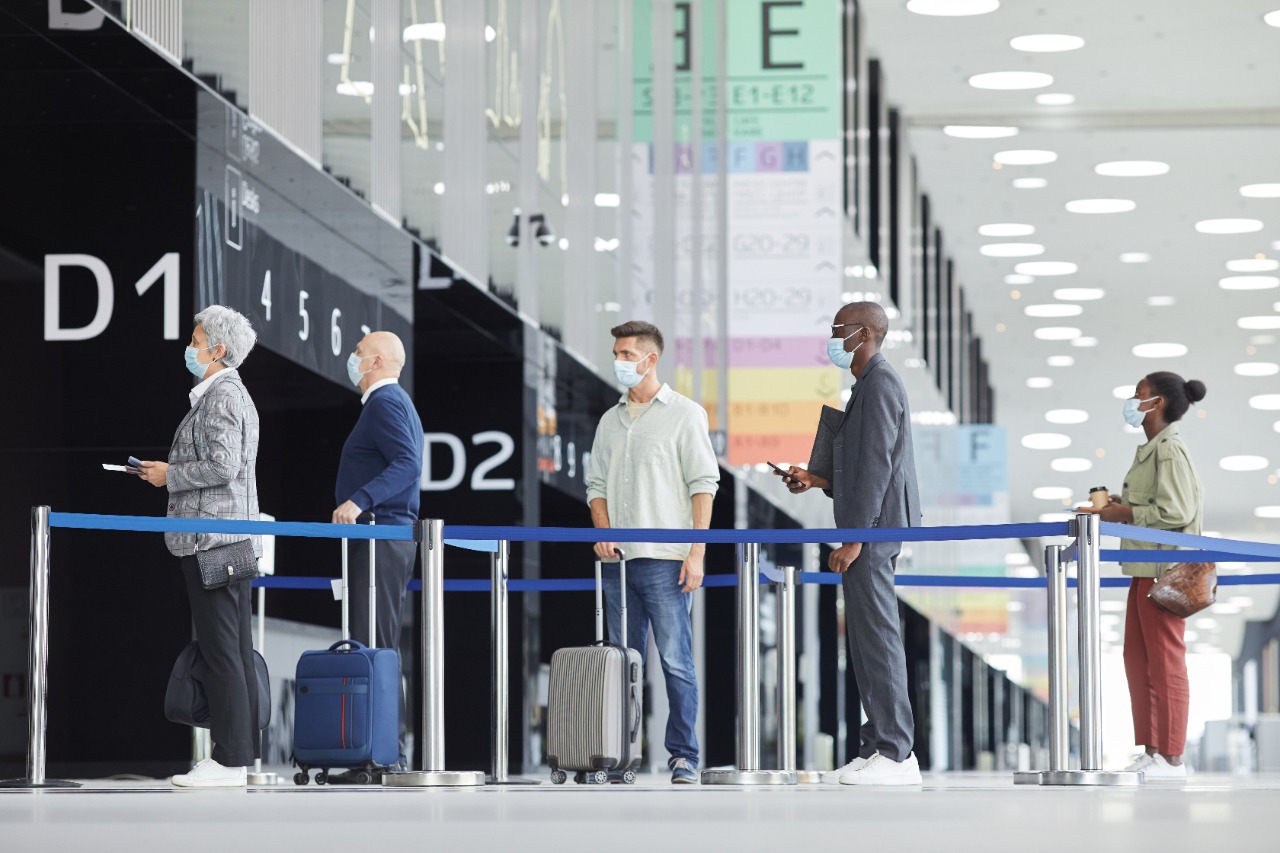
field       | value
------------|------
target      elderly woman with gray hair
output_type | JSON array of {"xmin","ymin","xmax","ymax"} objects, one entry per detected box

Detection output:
[{"xmin": 137, "ymin": 305, "xmax": 261, "ymax": 788}]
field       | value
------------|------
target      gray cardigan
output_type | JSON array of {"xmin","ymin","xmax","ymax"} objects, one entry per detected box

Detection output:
[{"xmin": 164, "ymin": 369, "xmax": 261, "ymax": 557}]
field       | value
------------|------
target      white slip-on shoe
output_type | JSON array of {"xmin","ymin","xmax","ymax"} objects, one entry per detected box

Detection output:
[
  {"xmin": 840, "ymin": 752, "xmax": 922, "ymax": 787},
  {"xmin": 822, "ymin": 754, "xmax": 874, "ymax": 784},
  {"xmin": 171, "ymin": 758, "xmax": 247, "ymax": 788},
  {"xmin": 1141, "ymin": 754, "xmax": 1187, "ymax": 782},
  {"xmin": 1123, "ymin": 753, "xmax": 1156, "ymax": 773}
]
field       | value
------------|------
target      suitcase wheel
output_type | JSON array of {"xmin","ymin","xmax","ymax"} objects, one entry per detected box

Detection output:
[
  {"xmin": 591, "ymin": 770, "xmax": 609, "ymax": 785},
  {"xmin": 293, "ymin": 772, "xmax": 310, "ymax": 786},
  {"xmin": 354, "ymin": 770, "xmax": 373, "ymax": 785},
  {"xmin": 550, "ymin": 769, "xmax": 567, "ymax": 785},
  {"xmin": 623, "ymin": 769, "xmax": 637, "ymax": 785},
  {"xmin": 315, "ymin": 770, "xmax": 329, "ymax": 785}
]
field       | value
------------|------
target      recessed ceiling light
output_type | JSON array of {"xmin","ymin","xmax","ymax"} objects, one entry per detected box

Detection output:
[
  {"xmin": 327, "ymin": 52, "xmax": 349, "ymax": 65},
  {"xmin": 1196, "ymin": 219, "xmax": 1265, "ymax": 234},
  {"xmin": 1033, "ymin": 486, "xmax": 1075, "ymax": 500},
  {"xmin": 1071, "ymin": 336, "xmax": 1099, "ymax": 348},
  {"xmin": 945, "ymin": 125, "xmax": 1019, "ymax": 138},
  {"xmin": 1220, "ymin": 276, "xmax": 1279, "ymax": 290},
  {"xmin": 908, "ymin": 0, "xmax": 1000, "ymax": 15},
  {"xmin": 1227, "ymin": 258, "xmax": 1280, "ymax": 272},
  {"xmin": 1249, "ymin": 394, "xmax": 1280, "ymax": 410},
  {"xmin": 1132, "ymin": 342, "xmax": 1188, "ymax": 358},
  {"xmin": 1035, "ymin": 327, "xmax": 1082, "ymax": 341},
  {"xmin": 1025, "ymin": 304, "xmax": 1083, "ymax": 318},
  {"xmin": 1113, "ymin": 384, "xmax": 1136, "ymax": 399},
  {"xmin": 1011, "ymin": 34, "xmax": 1085, "ymax": 52},
  {"xmin": 1051, "ymin": 457, "xmax": 1092, "ymax": 473},
  {"xmin": 1266, "ymin": 10, "xmax": 1280, "ymax": 27},
  {"xmin": 1006, "ymin": 274, "xmax": 1035, "ymax": 285},
  {"xmin": 594, "ymin": 193, "xmax": 621, "ymax": 207},
  {"xmin": 1095, "ymin": 161, "xmax": 1170, "ymax": 177},
  {"xmin": 1239, "ymin": 316, "xmax": 1280, "ymax": 330},
  {"xmin": 1035, "ymin": 93, "xmax": 1075, "ymax": 106},
  {"xmin": 1022, "ymin": 433, "xmax": 1072, "ymax": 450},
  {"xmin": 1241, "ymin": 183, "xmax": 1280, "ymax": 198},
  {"xmin": 1255, "ymin": 506, "xmax": 1280, "ymax": 519},
  {"xmin": 1066, "ymin": 198, "xmax": 1137, "ymax": 214},
  {"xmin": 1053, "ymin": 288, "xmax": 1105, "ymax": 301},
  {"xmin": 1221, "ymin": 455, "xmax": 1270, "ymax": 472},
  {"xmin": 1027, "ymin": 377, "xmax": 1053, "ymax": 389},
  {"xmin": 970, "ymin": 71, "xmax": 1054, "ymax": 90},
  {"xmin": 981, "ymin": 243, "xmax": 1045, "ymax": 257},
  {"xmin": 1147, "ymin": 295, "xmax": 1176, "ymax": 307},
  {"xmin": 1046, "ymin": 409, "xmax": 1089, "ymax": 424},
  {"xmin": 1119, "ymin": 252, "xmax": 1151, "ymax": 263},
  {"xmin": 981, "ymin": 223, "xmax": 1036, "ymax": 237},
  {"xmin": 1012, "ymin": 178, "xmax": 1048, "ymax": 189},
  {"xmin": 1016, "ymin": 261, "xmax": 1078, "ymax": 276},
  {"xmin": 1253, "ymin": 334, "xmax": 1278, "ymax": 344},
  {"xmin": 1047, "ymin": 355, "xmax": 1075, "ymax": 367},
  {"xmin": 995, "ymin": 150, "xmax": 1058, "ymax": 165}
]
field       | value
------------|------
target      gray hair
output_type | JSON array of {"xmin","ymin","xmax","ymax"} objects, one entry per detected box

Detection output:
[{"xmin": 195, "ymin": 305, "xmax": 257, "ymax": 369}]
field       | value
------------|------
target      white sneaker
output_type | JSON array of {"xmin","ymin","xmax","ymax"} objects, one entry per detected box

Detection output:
[
  {"xmin": 1123, "ymin": 753, "xmax": 1156, "ymax": 772},
  {"xmin": 171, "ymin": 758, "xmax": 247, "ymax": 788},
  {"xmin": 839, "ymin": 752, "xmax": 922, "ymax": 786},
  {"xmin": 822, "ymin": 754, "xmax": 874, "ymax": 784},
  {"xmin": 1141, "ymin": 754, "xmax": 1187, "ymax": 782}
]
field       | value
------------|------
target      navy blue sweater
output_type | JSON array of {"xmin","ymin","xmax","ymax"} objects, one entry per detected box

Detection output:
[{"xmin": 335, "ymin": 383, "xmax": 424, "ymax": 526}]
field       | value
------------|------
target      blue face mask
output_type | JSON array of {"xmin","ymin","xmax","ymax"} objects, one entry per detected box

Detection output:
[
  {"xmin": 347, "ymin": 353, "xmax": 371, "ymax": 386},
  {"xmin": 1123, "ymin": 396, "xmax": 1157, "ymax": 427},
  {"xmin": 613, "ymin": 354, "xmax": 653, "ymax": 389},
  {"xmin": 185, "ymin": 345, "xmax": 215, "ymax": 380},
  {"xmin": 827, "ymin": 325, "xmax": 864, "ymax": 370}
]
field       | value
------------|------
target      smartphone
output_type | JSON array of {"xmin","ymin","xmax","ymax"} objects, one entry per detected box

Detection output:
[
  {"xmin": 765, "ymin": 461, "xmax": 793, "ymax": 483},
  {"xmin": 128, "ymin": 456, "xmax": 144, "ymax": 468}
]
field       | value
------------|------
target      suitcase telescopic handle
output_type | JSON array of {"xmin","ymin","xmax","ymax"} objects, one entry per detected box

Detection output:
[
  {"xmin": 592, "ymin": 547, "xmax": 628, "ymax": 646},
  {"xmin": 340, "ymin": 511, "xmax": 377, "ymax": 648},
  {"xmin": 615, "ymin": 547, "xmax": 627, "ymax": 650}
]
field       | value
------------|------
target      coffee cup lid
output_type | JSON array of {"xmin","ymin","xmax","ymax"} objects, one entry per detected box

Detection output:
[{"xmin": 1089, "ymin": 486, "xmax": 1108, "ymax": 493}]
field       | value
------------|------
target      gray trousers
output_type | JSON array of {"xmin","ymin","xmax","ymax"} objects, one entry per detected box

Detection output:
[
  {"xmin": 841, "ymin": 540, "xmax": 914, "ymax": 763},
  {"xmin": 346, "ymin": 537, "xmax": 415, "ymax": 768}
]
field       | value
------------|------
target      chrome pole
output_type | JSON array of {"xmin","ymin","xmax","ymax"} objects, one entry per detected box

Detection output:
[
  {"xmin": 340, "ymin": 537, "xmax": 349, "ymax": 641},
  {"xmin": 1046, "ymin": 544, "xmax": 1069, "ymax": 770},
  {"xmin": 383, "ymin": 519, "xmax": 484, "ymax": 787},
  {"xmin": 703, "ymin": 543, "xmax": 794, "ymax": 785},
  {"xmin": 491, "ymin": 541, "xmax": 509, "ymax": 783},
  {"xmin": 1039, "ymin": 514, "xmax": 1140, "ymax": 786},
  {"xmin": 776, "ymin": 565, "xmax": 797, "ymax": 774},
  {"xmin": 367, "ymin": 515, "xmax": 376, "ymax": 648},
  {"xmin": 0, "ymin": 507, "xmax": 78, "ymax": 788},
  {"xmin": 247, "ymin": 585, "xmax": 276, "ymax": 786}
]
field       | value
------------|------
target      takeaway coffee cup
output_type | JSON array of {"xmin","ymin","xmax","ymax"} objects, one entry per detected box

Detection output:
[{"xmin": 1089, "ymin": 487, "xmax": 1109, "ymax": 509}]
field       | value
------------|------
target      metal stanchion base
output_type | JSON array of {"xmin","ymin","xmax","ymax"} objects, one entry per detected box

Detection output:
[
  {"xmin": 1012, "ymin": 770, "xmax": 1042, "ymax": 785},
  {"xmin": 247, "ymin": 772, "xmax": 278, "ymax": 785},
  {"xmin": 485, "ymin": 775, "xmax": 542, "ymax": 786},
  {"xmin": 382, "ymin": 770, "xmax": 486, "ymax": 787},
  {"xmin": 1039, "ymin": 770, "xmax": 1143, "ymax": 787},
  {"xmin": 701, "ymin": 769, "xmax": 796, "ymax": 786},
  {"xmin": 0, "ymin": 778, "xmax": 81, "ymax": 788},
  {"xmin": 795, "ymin": 770, "xmax": 823, "ymax": 784}
]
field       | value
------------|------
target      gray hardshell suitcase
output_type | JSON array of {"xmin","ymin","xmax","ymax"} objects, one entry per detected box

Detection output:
[{"xmin": 546, "ymin": 550, "xmax": 643, "ymax": 785}]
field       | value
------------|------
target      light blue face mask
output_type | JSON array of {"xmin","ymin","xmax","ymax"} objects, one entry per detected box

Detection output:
[
  {"xmin": 347, "ymin": 352, "xmax": 371, "ymax": 386},
  {"xmin": 827, "ymin": 325, "xmax": 864, "ymax": 370},
  {"xmin": 613, "ymin": 353, "xmax": 653, "ymax": 389},
  {"xmin": 1123, "ymin": 396, "xmax": 1157, "ymax": 427},
  {"xmin": 185, "ymin": 345, "xmax": 215, "ymax": 380}
]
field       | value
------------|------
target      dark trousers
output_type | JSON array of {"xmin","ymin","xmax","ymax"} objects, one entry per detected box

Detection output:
[
  {"xmin": 180, "ymin": 555, "xmax": 260, "ymax": 767},
  {"xmin": 841, "ymin": 541, "xmax": 914, "ymax": 763},
  {"xmin": 346, "ymin": 537, "xmax": 416, "ymax": 766}
]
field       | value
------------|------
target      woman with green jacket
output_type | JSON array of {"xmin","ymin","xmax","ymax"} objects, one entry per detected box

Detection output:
[{"xmin": 1081, "ymin": 371, "xmax": 1206, "ymax": 781}]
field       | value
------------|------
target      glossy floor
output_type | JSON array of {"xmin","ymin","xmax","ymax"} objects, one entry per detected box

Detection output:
[{"xmin": 4, "ymin": 770, "xmax": 1280, "ymax": 851}]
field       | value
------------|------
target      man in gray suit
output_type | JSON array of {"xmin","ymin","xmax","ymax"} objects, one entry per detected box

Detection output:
[{"xmin": 778, "ymin": 301, "xmax": 922, "ymax": 786}]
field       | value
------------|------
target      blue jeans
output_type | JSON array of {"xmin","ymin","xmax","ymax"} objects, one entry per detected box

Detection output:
[{"xmin": 602, "ymin": 558, "xmax": 699, "ymax": 768}]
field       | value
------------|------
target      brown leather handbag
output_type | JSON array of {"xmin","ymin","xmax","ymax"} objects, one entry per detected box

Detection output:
[{"xmin": 1147, "ymin": 562, "xmax": 1217, "ymax": 618}]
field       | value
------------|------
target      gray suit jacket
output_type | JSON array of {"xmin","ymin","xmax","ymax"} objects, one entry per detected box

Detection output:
[
  {"xmin": 830, "ymin": 353, "xmax": 922, "ymax": 533},
  {"xmin": 164, "ymin": 369, "xmax": 261, "ymax": 557}
]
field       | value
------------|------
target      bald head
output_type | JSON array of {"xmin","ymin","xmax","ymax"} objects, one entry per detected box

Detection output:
[
  {"xmin": 360, "ymin": 331, "xmax": 406, "ymax": 374},
  {"xmin": 836, "ymin": 301, "xmax": 889, "ymax": 345}
]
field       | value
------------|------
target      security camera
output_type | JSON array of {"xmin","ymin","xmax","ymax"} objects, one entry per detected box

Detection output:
[
  {"xmin": 531, "ymin": 214, "xmax": 555, "ymax": 247},
  {"xmin": 505, "ymin": 209, "xmax": 521, "ymax": 247}
]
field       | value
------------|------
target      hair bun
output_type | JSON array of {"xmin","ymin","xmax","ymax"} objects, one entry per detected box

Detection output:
[{"xmin": 1184, "ymin": 379, "xmax": 1206, "ymax": 403}]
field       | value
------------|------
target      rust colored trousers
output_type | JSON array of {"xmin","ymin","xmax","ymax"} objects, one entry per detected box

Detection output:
[{"xmin": 1124, "ymin": 577, "xmax": 1190, "ymax": 756}]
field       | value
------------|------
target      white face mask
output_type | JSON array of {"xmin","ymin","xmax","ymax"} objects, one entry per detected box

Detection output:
[
  {"xmin": 1123, "ymin": 396, "xmax": 1158, "ymax": 427},
  {"xmin": 613, "ymin": 353, "xmax": 653, "ymax": 389}
]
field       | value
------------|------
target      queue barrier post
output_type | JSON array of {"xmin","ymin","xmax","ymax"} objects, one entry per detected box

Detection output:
[
  {"xmin": 487, "ymin": 539, "xmax": 537, "ymax": 785},
  {"xmin": 247, "ymin": 583, "xmax": 277, "ymax": 786},
  {"xmin": 383, "ymin": 519, "xmax": 485, "ymax": 787},
  {"xmin": 1014, "ymin": 543, "xmax": 1067, "ymax": 785},
  {"xmin": 1039, "ymin": 513, "xmax": 1141, "ymax": 787},
  {"xmin": 702, "ymin": 543, "xmax": 796, "ymax": 785},
  {"xmin": 0, "ymin": 507, "xmax": 80, "ymax": 789}
]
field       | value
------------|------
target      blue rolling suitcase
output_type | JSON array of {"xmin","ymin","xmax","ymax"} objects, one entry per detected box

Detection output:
[{"xmin": 291, "ymin": 529, "xmax": 400, "ymax": 785}]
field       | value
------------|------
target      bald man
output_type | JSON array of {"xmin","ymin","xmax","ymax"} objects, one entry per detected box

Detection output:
[{"xmin": 331, "ymin": 331, "xmax": 423, "ymax": 779}]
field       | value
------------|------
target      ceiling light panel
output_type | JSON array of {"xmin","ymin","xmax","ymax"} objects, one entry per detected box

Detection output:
[
  {"xmin": 1227, "ymin": 258, "xmax": 1279, "ymax": 272},
  {"xmin": 1229, "ymin": 362, "xmax": 1276, "ymax": 378},
  {"xmin": 1036, "ymin": 93, "xmax": 1075, "ymax": 106},
  {"xmin": 1239, "ymin": 316, "xmax": 1280, "ymax": 330},
  {"xmin": 1012, "ymin": 178, "xmax": 1048, "ymax": 189},
  {"xmin": 1011, "ymin": 34, "xmax": 1085, "ymax": 52},
  {"xmin": 1034, "ymin": 327, "xmax": 1082, "ymax": 341},
  {"xmin": 1220, "ymin": 455, "xmax": 1270, "ymax": 472},
  {"xmin": 981, "ymin": 243, "xmax": 1045, "ymax": 257},
  {"xmin": 1051, "ymin": 457, "xmax": 1092, "ymax": 473},
  {"xmin": 1220, "ymin": 276, "xmax": 1279, "ymax": 290},
  {"xmin": 1132, "ymin": 342, "xmax": 1188, "ymax": 358},
  {"xmin": 1033, "ymin": 486, "xmax": 1075, "ymax": 500},
  {"xmin": 1248, "ymin": 395, "xmax": 1280, "ymax": 410},
  {"xmin": 995, "ymin": 150, "xmax": 1058, "ymax": 165},
  {"xmin": 1195, "ymin": 219, "xmax": 1264, "ymax": 234},
  {"xmin": 1240, "ymin": 183, "xmax": 1280, "ymax": 198},
  {"xmin": 1025, "ymin": 304, "xmax": 1083, "ymax": 318},
  {"xmin": 981, "ymin": 223, "xmax": 1035, "ymax": 237},
  {"xmin": 1006, "ymin": 274, "xmax": 1035, "ymax": 285},
  {"xmin": 1146, "ymin": 296, "xmax": 1176, "ymax": 307},
  {"xmin": 1046, "ymin": 409, "xmax": 1089, "ymax": 424},
  {"xmin": 1071, "ymin": 336, "xmax": 1099, "ymax": 348},
  {"xmin": 1016, "ymin": 261, "xmax": 1077, "ymax": 276},
  {"xmin": 1026, "ymin": 377, "xmax": 1053, "ymax": 389},
  {"xmin": 970, "ymin": 71, "xmax": 1054, "ymax": 90},
  {"xmin": 1266, "ymin": 10, "xmax": 1280, "ymax": 27},
  {"xmin": 1047, "ymin": 356, "xmax": 1075, "ymax": 367},
  {"xmin": 1053, "ymin": 288, "xmax": 1105, "ymax": 301},
  {"xmin": 1022, "ymin": 433, "xmax": 1072, "ymax": 450},
  {"xmin": 1066, "ymin": 198, "xmax": 1137, "ymax": 214},
  {"xmin": 945, "ymin": 125, "xmax": 1019, "ymax": 138},
  {"xmin": 1095, "ymin": 161, "xmax": 1170, "ymax": 177},
  {"xmin": 908, "ymin": 0, "xmax": 1000, "ymax": 15},
  {"xmin": 1113, "ymin": 385, "xmax": 1135, "ymax": 399}
]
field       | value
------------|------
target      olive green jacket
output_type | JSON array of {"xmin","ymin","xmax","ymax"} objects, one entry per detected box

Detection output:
[{"xmin": 1118, "ymin": 423, "xmax": 1204, "ymax": 578}]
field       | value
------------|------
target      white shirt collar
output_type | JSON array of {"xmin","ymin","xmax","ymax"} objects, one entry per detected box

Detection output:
[
  {"xmin": 189, "ymin": 367, "xmax": 232, "ymax": 407},
  {"xmin": 616, "ymin": 382, "xmax": 673, "ymax": 407},
  {"xmin": 362, "ymin": 377, "xmax": 399, "ymax": 405}
]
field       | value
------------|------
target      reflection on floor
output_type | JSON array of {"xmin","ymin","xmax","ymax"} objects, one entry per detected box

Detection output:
[{"xmin": 5, "ymin": 770, "xmax": 1280, "ymax": 851}]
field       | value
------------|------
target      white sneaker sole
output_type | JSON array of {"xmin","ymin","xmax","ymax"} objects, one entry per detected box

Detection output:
[
  {"xmin": 839, "ymin": 773, "xmax": 923, "ymax": 787},
  {"xmin": 171, "ymin": 776, "xmax": 247, "ymax": 788}
]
